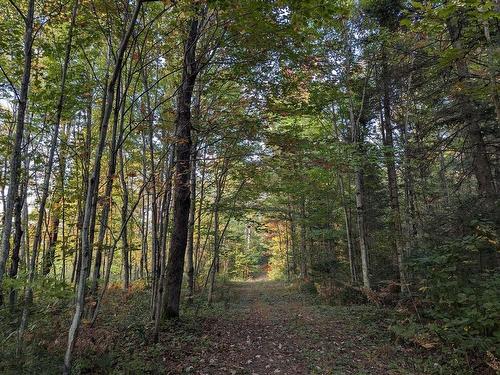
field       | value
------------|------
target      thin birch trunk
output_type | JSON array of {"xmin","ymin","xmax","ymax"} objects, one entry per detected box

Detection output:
[
  {"xmin": 119, "ymin": 148, "xmax": 130, "ymax": 289},
  {"xmin": 17, "ymin": 0, "xmax": 79, "ymax": 352},
  {"xmin": 64, "ymin": 2, "xmax": 143, "ymax": 371},
  {"xmin": 185, "ymin": 144, "xmax": 197, "ymax": 301},
  {"xmin": 0, "ymin": 0, "xmax": 36, "ymax": 291}
]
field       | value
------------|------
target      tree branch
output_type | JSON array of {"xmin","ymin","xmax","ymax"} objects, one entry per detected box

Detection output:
[
  {"xmin": 7, "ymin": 0, "xmax": 26, "ymax": 21},
  {"xmin": 0, "ymin": 62, "xmax": 19, "ymax": 100}
]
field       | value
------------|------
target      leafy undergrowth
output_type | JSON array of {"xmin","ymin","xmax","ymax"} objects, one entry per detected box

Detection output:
[
  {"xmin": 0, "ymin": 279, "xmax": 493, "ymax": 374},
  {"xmin": 308, "ymin": 277, "xmax": 499, "ymax": 375}
]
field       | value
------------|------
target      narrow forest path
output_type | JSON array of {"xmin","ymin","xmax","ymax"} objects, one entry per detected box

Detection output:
[
  {"xmin": 1, "ymin": 279, "xmax": 432, "ymax": 374},
  {"xmin": 167, "ymin": 280, "xmax": 423, "ymax": 375}
]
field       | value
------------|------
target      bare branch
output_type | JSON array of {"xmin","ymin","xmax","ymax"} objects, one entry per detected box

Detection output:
[
  {"xmin": 7, "ymin": 0, "xmax": 26, "ymax": 21},
  {"xmin": 0, "ymin": 62, "xmax": 19, "ymax": 100}
]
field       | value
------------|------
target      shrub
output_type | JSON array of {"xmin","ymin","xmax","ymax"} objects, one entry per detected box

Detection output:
[{"xmin": 393, "ymin": 227, "xmax": 500, "ymax": 372}]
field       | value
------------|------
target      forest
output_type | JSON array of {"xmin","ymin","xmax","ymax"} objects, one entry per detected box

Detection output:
[{"xmin": 0, "ymin": 0, "xmax": 498, "ymax": 374}]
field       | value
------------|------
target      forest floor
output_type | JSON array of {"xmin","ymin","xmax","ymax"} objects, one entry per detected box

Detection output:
[
  {"xmin": 165, "ymin": 280, "xmax": 427, "ymax": 375},
  {"xmin": 1, "ymin": 280, "xmax": 450, "ymax": 374}
]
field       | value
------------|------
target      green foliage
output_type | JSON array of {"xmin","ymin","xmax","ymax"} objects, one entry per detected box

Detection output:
[
  {"xmin": 362, "ymin": 0, "xmax": 403, "ymax": 30},
  {"xmin": 391, "ymin": 231, "xmax": 500, "ymax": 371},
  {"xmin": 230, "ymin": 244, "xmax": 264, "ymax": 279}
]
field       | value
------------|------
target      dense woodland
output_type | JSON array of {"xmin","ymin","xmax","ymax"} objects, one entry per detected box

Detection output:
[{"xmin": 0, "ymin": 0, "xmax": 499, "ymax": 374}]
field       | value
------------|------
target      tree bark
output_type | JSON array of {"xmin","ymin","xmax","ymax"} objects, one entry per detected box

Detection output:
[
  {"xmin": 162, "ymin": 11, "xmax": 201, "ymax": 319},
  {"xmin": 17, "ymin": 0, "xmax": 79, "ymax": 351},
  {"xmin": 208, "ymin": 161, "xmax": 226, "ymax": 304},
  {"xmin": 90, "ymin": 59, "xmax": 121, "ymax": 294},
  {"xmin": 156, "ymin": 145, "xmax": 175, "ymax": 306},
  {"xmin": 140, "ymin": 131, "xmax": 149, "ymax": 280},
  {"xmin": 142, "ymin": 61, "xmax": 161, "ymax": 316},
  {"xmin": 119, "ymin": 148, "xmax": 130, "ymax": 289},
  {"xmin": 355, "ymin": 167, "xmax": 370, "ymax": 289},
  {"xmin": 448, "ymin": 20, "xmax": 496, "ymax": 198},
  {"xmin": 30, "ymin": 0, "xmax": 78, "ymax": 284},
  {"xmin": 19, "ymin": 153, "xmax": 30, "ymax": 272},
  {"xmin": 299, "ymin": 199, "xmax": 308, "ymax": 280},
  {"xmin": 43, "ymin": 203, "xmax": 60, "ymax": 276},
  {"xmin": 349, "ymin": 97, "xmax": 370, "ymax": 289},
  {"xmin": 380, "ymin": 45, "xmax": 406, "ymax": 292},
  {"xmin": 482, "ymin": 18, "xmax": 500, "ymax": 125},
  {"xmin": 63, "ymin": 2, "xmax": 142, "ymax": 371},
  {"xmin": 8, "ymin": 188, "xmax": 25, "ymax": 307},
  {"xmin": 338, "ymin": 174, "xmax": 357, "ymax": 284},
  {"xmin": 194, "ymin": 145, "xmax": 207, "ymax": 283},
  {"xmin": 0, "ymin": 0, "xmax": 35, "ymax": 290},
  {"xmin": 185, "ymin": 144, "xmax": 197, "ymax": 301},
  {"xmin": 287, "ymin": 200, "xmax": 298, "ymax": 275},
  {"xmin": 447, "ymin": 16, "xmax": 497, "ymax": 271},
  {"xmin": 332, "ymin": 113, "xmax": 357, "ymax": 284}
]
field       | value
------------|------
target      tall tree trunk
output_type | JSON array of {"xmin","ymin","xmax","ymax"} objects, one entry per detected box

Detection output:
[
  {"xmin": 140, "ymin": 131, "xmax": 149, "ymax": 280},
  {"xmin": 193, "ymin": 145, "xmax": 207, "ymax": 283},
  {"xmin": 44, "ymin": 121, "xmax": 70, "ymax": 278},
  {"xmin": 332, "ymin": 112, "xmax": 357, "ymax": 284},
  {"xmin": 156, "ymin": 145, "xmax": 175, "ymax": 309},
  {"xmin": 207, "ymin": 174, "xmax": 243, "ymax": 299},
  {"xmin": 44, "ymin": 120, "xmax": 70, "ymax": 278},
  {"xmin": 185, "ymin": 144, "xmax": 197, "ymax": 301},
  {"xmin": 7, "ymin": 136, "xmax": 29, "ymax": 307},
  {"xmin": 299, "ymin": 199, "xmax": 308, "ymax": 279},
  {"xmin": 64, "ymin": 2, "xmax": 142, "ymax": 371},
  {"xmin": 207, "ymin": 164, "xmax": 224, "ymax": 304},
  {"xmin": 59, "ymin": 122, "xmax": 70, "ymax": 281},
  {"xmin": 162, "ymin": 11, "xmax": 201, "ymax": 320},
  {"xmin": 355, "ymin": 167, "xmax": 370, "ymax": 289},
  {"xmin": 343, "ymin": 24, "xmax": 371, "ymax": 288},
  {"xmin": 90, "ymin": 181, "xmax": 148, "ymax": 325},
  {"xmin": 8, "ymin": 187, "xmax": 25, "ymax": 307},
  {"xmin": 152, "ymin": 146, "xmax": 174, "ymax": 333},
  {"xmin": 287, "ymin": 199, "xmax": 298, "ymax": 274},
  {"xmin": 185, "ymin": 81, "xmax": 201, "ymax": 301},
  {"xmin": 119, "ymin": 148, "xmax": 130, "ymax": 289},
  {"xmin": 0, "ymin": 0, "xmax": 35, "ymax": 291},
  {"xmin": 73, "ymin": 100, "xmax": 93, "ymax": 285},
  {"xmin": 17, "ymin": 0, "xmax": 78, "ymax": 350},
  {"xmin": 447, "ymin": 16, "xmax": 498, "ymax": 271},
  {"xmin": 284, "ymin": 222, "xmax": 291, "ymax": 281},
  {"xmin": 482, "ymin": 18, "xmax": 500, "ymax": 125},
  {"xmin": 43, "ymin": 203, "xmax": 60, "ymax": 276},
  {"xmin": 19, "ymin": 153, "xmax": 30, "ymax": 273},
  {"xmin": 29, "ymin": 0, "xmax": 78, "ymax": 284},
  {"xmin": 338, "ymin": 174, "xmax": 357, "ymax": 284},
  {"xmin": 349, "ymin": 98, "xmax": 370, "ymax": 289},
  {"xmin": 401, "ymin": 63, "xmax": 418, "ymax": 257},
  {"xmin": 447, "ymin": 19, "xmax": 496, "ymax": 198},
  {"xmin": 142, "ymin": 62, "xmax": 161, "ymax": 316},
  {"xmin": 90, "ymin": 61, "xmax": 121, "ymax": 294},
  {"xmin": 380, "ymin": 45, "xmax": 406, "ymax": 292}
]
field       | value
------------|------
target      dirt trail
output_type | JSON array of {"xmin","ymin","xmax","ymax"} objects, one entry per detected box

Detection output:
[{"xmin": 179, "ymin": 280, "xmax": 422, "ymax": 375}]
